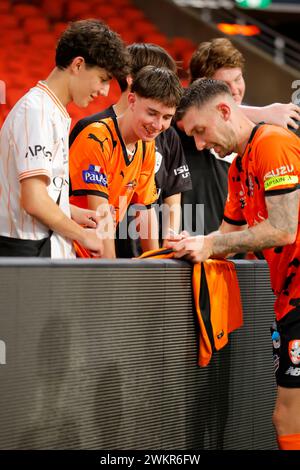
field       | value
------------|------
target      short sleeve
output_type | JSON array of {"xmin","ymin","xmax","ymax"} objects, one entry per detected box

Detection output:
[
  {"xmin": 15, "ymin": 101, "xmax": 53, "ymax": 184},
  {"xmin": 132, "ymin": 140, "xmax": 158, "ymax": 207},
  {"xmin": 157, "ymin": 127, "xmax": 192, "ymax": 199},
  {"xmin": 255, "ymin": 131, "xmax": 300, "ymax": 196},
  {"xmin": 223, "ymin": 157, "xmax": 247, "ymax": 226},
  {"xmin": 69, "ymin": 122, "xmax": 112, "ymax": 200}
]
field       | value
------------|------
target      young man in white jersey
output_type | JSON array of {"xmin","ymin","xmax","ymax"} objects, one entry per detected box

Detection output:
[{"xmin": 0, "ymin": 19, "xmax": 130, "ymax": 258}]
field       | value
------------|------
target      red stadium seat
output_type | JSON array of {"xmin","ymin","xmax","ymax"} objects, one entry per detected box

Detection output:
[
  {"xmin": 122, "ymin": 7, "xmax": 145, "ymax": 22},
  {"xmin": 0, "ymin": 1, "xmax": 11, "ymax": 14},
  {"xmin": 66, "ymin": 1, "xmax": 93, "ymax": 20},
  {"xmin": 106, "ymin": 17, "xmax": 128, "ymax": 35},
  {"xmin": 172, "ymin": 36, "xmax": 196, "ymax": 52},
  {"xmin": 13, "ymin": 4, "xmax": 42, "ymax": 20},
  {"xmin": 1, "ymin": 29, "xmax": 25, "ymax": 46},
  {"xmin": 120, "ymin": 30, "xmax": 140, "ymax": 45},
  {"xmin": 142, "ymin": 33, "xmax": 170, "ymax": 49},
  {"xmin": 0, "ymin": 14, "xmax": 19, "ymax": 30},
  {"xmin": 134, "ymin": 20, "xmax": 159, "ymax": 36},
  {"xmin": 28, "ymin": 32, "xmax": 56, "ymax": 49},
  {"xmin": 24, "ymin": 17, "xmax": 50, "ymax": 34},
  {"xmin": 92, "ymin": 4, "xmax": 116, "ymax": 20},
  {"xmin": 53, "ymin": 22, "xmax": 70, "ymax": 40},
  {"xmin": 41, "ymin": 0, "xmax": 64, "ymax": 20}
]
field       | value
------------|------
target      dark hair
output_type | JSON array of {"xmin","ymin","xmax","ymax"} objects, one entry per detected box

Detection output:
[
  {"xmin": 117, "ymin": 42, "xmax": 177, "ymax": 93},
  {"xmin": 131, "ymin": 65, "xmax": 182, "ymax": 108},
  {"xmin": 55, "ymin": 19, "xmax": 130, "ymax": 82},
  {"xmin": 175, "ymin": 78, "xmax": 231, "ymax": 121},
  {"xmin": 189, "ymin": 38, "xmax": 245, "ymax": 83}
]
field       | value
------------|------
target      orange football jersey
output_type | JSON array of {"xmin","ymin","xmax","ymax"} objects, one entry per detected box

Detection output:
[
  {"xmin": 224, "ymin": 124, "xmax": 300, "ymax": 320},
  {"xmin": 69, "ymin": 117, "xmax": 157, "ymax": 226}
]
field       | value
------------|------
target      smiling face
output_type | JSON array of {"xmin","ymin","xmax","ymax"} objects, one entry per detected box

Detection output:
[
  {"xmin": 181, "ymin": 103, "xmax": 237, "ymax": 157},
  {"xmin": 128, "ymin": 94, "xmax": 176, "ymax": 141},
  {"xmin": 212, "ymin": 67, "xmax": 245, "ymax": 105},
  {"xmin": 70, "ymin": 58, "xmax": 111, "ymax": 107}
]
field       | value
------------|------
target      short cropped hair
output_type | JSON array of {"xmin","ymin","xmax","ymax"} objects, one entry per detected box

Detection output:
[
  {"xmin": 131, "ymin": 65, "xmax": 182, "ymax": 108},
  {"xmin": 117, "ymin": 43, "xmax": 177, "ymax": 93},
  {"xmin": 55, "ymin": 19, "xmax": 130, "ymax": 82},
  {"xmin": 175, "ymin": 78, "xmax": 231, "ymax": 121},
  {"xmin": 189, "ymin": 38, "xmax": 245, "ymax": 83}
]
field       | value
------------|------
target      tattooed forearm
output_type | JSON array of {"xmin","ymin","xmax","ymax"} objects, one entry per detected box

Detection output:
[
  {"xmin": 211, "ymin": 221, "xmax": 281, "ymax": 256},
  {"xmin": 267, "ymin": 190, "xmax": 299, "ymax": 235},
  {"xmin": 211, "ymin": 190, "xmax": 299, "ymax": 256}
]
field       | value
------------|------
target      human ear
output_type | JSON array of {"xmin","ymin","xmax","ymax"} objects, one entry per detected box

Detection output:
[
  {"xmin": 70, "ymin": 57, "xmax": 85, "ymax": 74},
  {"xmin": 217, "ymin": 102, "xmax": 231, "ymax": 121},
  {"xmin": 127, "ymin": 92, "xmax": 136, "ymax": 108}
]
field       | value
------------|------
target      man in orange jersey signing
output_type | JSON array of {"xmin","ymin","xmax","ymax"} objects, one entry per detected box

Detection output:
[
  {"xmin": 167, "ymin": 78, "xmax": 300, "ymax": 450},
  {"xmin": 70, "ymin": 66, "xmax": 182, "ymax": 258}
]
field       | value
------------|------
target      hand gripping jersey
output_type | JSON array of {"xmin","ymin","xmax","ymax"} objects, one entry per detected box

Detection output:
[
  {"xmin": 224, "ymin": 124, "xmax": 300, "ymax": 321},
  {"xmin": 69, "ymin": 117, "xmax": 157, "ymax": 225},
  {"xmin": 139, "ymin": 248, "xmax": 243, "ymax": 366}
]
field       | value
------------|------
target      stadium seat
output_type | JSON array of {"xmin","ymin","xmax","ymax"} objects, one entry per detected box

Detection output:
[
  {"xmin": 0, "ymin": 1, "xmax": 11, "ymax": 14},
  {"xmin": 106, "ymin": 17, "xmax": 128, "ymax": 35},
  {"xmin": 53, "ymin": 22, "xmax": 69, "ymax": 40},
  {"xmin": 41, "ymin": 0, "xmax": 64, "ymax": 20},
  {"xmin": 0, "ymin": 14, "xmax": 19, "ymax": 30},
  {"xmin": 142, "ymin": 32, "xmax": 170, "ymax": 49},
  {"xmin": 1, "ymin": 29, "xmax": 25, "ymax": 46},
  {"xmin": 13, "ymin": 4, "xmax": 42, "ymax": 20},
  {"xmin": 122, "ymin": 7, "xmax": 145, "ymax": 22},
  {"xmin": 66, "ymin": 1, "xmax": 93, "ymax": 20},
  {"xmin": 29, "ymin": 32, "xmax": 56, "ymax": 50},
  {"xmin": 92, "ymin": 4, "xmax": 117, "ymax": 20},
  {"xmin": 23, "ymin": 17, "xmax": 50, "ymax": 34}
]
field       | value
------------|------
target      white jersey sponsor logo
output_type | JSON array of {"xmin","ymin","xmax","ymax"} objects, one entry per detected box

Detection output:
[{"xmin": 285, "ymin": 366, "xmax": 300, "ymax": 376}]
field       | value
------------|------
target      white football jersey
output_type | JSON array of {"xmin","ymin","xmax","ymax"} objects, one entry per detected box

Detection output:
[{"xmin": 0, "ymin": 81, "xmax": 75, "ymax": 258}]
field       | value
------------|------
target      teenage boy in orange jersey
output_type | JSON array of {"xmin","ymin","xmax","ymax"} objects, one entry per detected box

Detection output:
[
  {"xmin": 168, "ymin": 78, "xmax": 300, "ymax": 450},
  {"xmin": 0, "ymin": 19, "xmax": 130, "ymax": 258},
  {"xmin": 69, "ymin": 66, "xmax": 182, "ymax": 257},
  {"xmin": 70, "ymin": 43, "xmax": 192, "ymax": 257}
]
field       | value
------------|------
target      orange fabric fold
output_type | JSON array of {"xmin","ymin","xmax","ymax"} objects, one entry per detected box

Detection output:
[{"xmin": 138, "ymin": 249, "xmax": 243, "ymax": 367}]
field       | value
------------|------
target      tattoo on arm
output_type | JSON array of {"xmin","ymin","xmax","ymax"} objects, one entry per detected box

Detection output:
[
  {"xmin": 267, "ymin": 190, "xmax": 299, "ymax": 235},
  {"xmin": 211, "ymin": 190, "xmax": 299, "ymax": 256}
]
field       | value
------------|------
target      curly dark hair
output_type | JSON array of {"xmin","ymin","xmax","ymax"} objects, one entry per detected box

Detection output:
[
  {"xmin": 131, "ymin": 65, "xmax": 182, "ymax": 108},
  {"xmin": 55, "ymin": 19, "xmax": 130, "ymax": 82}
]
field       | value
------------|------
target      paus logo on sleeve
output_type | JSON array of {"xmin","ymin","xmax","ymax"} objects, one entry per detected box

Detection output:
[{"xmin": 82, "ymin": 165, "xmax": 108, "ymax": 187}]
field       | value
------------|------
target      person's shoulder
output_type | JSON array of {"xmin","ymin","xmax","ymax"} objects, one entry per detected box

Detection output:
[
  {"xmin": 82, "ymin": 116, "xmax": 114, "ymax": 133},
  {"xmin": 76, "ymin": 106, "xmax": 115, "ymax": 129},
  {"xmin": 255, "ymin": 124, "xmax": 297, "ymax": 147},
  {"xmin": 70, "ymin": 108, "xmax": 116, "ymax": 147},
  {"xmin": 5, "ymin": 86, "xmax": 48, "ymax": 126}
]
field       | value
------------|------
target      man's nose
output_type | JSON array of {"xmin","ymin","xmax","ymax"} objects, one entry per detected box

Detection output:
[
  {"xmin": 194, "ymin": 135, "xmax": 206, "ymax": 151},
  {"xmin": 152, "ymin": 116, "xmax": 163, "ymax": 130},
  {"xmin": 99, "ymin": 82, "xmax": 110, "ymax": 97}
]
